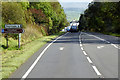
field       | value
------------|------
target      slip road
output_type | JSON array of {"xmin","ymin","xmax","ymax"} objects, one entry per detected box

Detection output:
[{"xmin": 10, "ymin": 32, "xmax": 118, "ymax": 78}]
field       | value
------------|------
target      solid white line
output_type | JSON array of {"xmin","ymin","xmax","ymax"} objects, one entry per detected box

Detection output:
[
  {"xmin": 111, "ymin": 43, "xmax": 118, "ymax": 49},
  {"xmin": 81, "ymin": 47, "xmax": 84, "ymax": 50},
  {"xmin": 87, "ymin": 57, "xmax": 93, "ymax": 63},
  {"xmin": 92, "ymin": 66, "xmax": 101, "ymax": 76},
  {"xmin": 83, "ymin": 51, "xmax": 87, "ymax": 55},
  {"xmin": 22, "ymin": 33, "xmax": 68, "ymax": 78}
]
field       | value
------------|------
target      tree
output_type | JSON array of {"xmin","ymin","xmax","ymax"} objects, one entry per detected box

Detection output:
[{"xmin": 2, "ymin": 2, "xmax": 26, "ymax": 28}]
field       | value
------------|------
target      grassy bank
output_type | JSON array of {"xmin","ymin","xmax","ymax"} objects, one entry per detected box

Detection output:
[
  {"xmin": 1, "ymin": 31, "xmax": 65, "ymax": 79},
  {"xmin": 104, "ymin": 33, "xmax": 120, "ymax": 37}
]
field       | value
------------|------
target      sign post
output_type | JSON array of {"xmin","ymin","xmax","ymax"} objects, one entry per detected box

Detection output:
[
  {"xmin": 18, "ymin": 33, "xmax": 21, "ymax": 48},
  {"xmin": 5, "ymin": 34, "xmax": 8, "ymax": 48},
  {"xmin": 2, "ymin": 24, "xmax": 24, "ymax": 48}
]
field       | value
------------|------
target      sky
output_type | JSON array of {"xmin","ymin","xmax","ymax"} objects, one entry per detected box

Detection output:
[
  {"xmin": 59, "ymin": 0, "xmax": 93, "ymax": 3},
  {"xmin": 58, "ymin": 0, "xmax": 93, "ymax": 21}
]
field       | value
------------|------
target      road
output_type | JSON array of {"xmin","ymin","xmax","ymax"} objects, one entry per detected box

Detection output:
[{"xmin": 10, "ymin": 32, "xmax": 119, "ymax": 79}]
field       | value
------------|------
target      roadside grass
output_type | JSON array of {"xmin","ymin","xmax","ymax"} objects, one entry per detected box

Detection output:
[
  {"xmin": 102, "ymin": 32, "xmax": 120, "ymax": 37},
  {"xmin": 108, "ymin": 33, "xmax": 120, "ymax": 37},
  {"xmin": 2, "ymin": 31, "xmax": 65, "ymax": 79}
]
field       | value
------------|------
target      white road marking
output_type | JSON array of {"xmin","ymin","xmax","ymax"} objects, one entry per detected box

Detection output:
[
  {"xmin": 106, "ymin": 41, "xmax": 110, "ymax": 43},
  {"xmin": 84, "ymin": 33, "xmax": 119, "ymax": 49},
  {"xmin": 87, "ymin": 57, "xmax": 93, "ymax": 63},
  {"xmin": 83, "ymin": 51, "xmax": 87, "ymax": 55},
  {"xmin": 111, "ymin": 43, "xmax": 119, "ymax": 49},
  {"xmin": 92, "ymin": 66, "xmax": 102, "ymax": 76},
  {"xmin": 79, "ymin": 32, "xmax": 103, "ymax": 77},
  {"xmin": 60, "ymin": 47, "xmax": 64, "ymax": 50},
  {"xmin": 22, "ymin": 32, "xmax": 68, "ymax": 78},
  {"xmin": 80, "ymin": 44, "xmax": 82, "ymax": 47},
  {"xmin": 80, "ymin": 41, "xmax": 81, "ymax": 44},
  {"xmin": 97, "ymin": 46, "xmax": 104, "ymax": 49},
  {"xmin": 81, "ymin": 47, "xmax": 84, "ymax": 50}
]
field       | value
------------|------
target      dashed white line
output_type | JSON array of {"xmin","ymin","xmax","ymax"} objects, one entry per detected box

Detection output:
[
  {"xmin": 92, "ymin": 66, "xmax": 102, "ymax": 76},
  {"xmin": 106, "ymin": 41, "xmax": 110, "ymax": 43},
  {"xmin": 22, "ymin": 32, "xmax": 68, "ymax": 78},
  {"xmin": 80, "ymin": 41, "xmax": 82, "ymax": 44},
  {"xmin": 81, "ymin": 47, "xmax": 84, "ymax": 50},
  {"xmin": 83, "ymin": 51, "xmax": 87, "ymax": 55},
  {"xmin": 87, "ymin": 57, "xmax": 93, "ymax": 63},
  {"xmin": 97, "ymin": 46, "xmax": 104, "ymax": 49},
  {"xmin": 80, "ymin": 44, "xmax": 82, "ymax": 47},
  {"xmin": 79, "ymin": 33, "xmax": 103, "ymax": 77},
  {"xmin": 60, "ymin": 47, "xmax": 64, "ymax": 50}
]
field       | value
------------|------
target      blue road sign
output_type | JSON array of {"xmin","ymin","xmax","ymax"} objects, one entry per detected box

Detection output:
[{"xmin": 1, "ymin": 29, "xmax": 4, "ymax": 33}]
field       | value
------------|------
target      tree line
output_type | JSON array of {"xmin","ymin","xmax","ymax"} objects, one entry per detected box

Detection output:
[
  {"xmin": 2, "ymin": 1, "xmax": 69, "ymax": 36},
  {"xmin": 79, "ymin": 2, "xmax": 120, "ymax": 34}
]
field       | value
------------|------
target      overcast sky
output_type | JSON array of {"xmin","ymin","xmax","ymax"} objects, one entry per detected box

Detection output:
[
  {"xmin": 60, "ymin": 2, "xmax": 90, "ymax": 9},
  {"xmin": 59, "ymin": 0, "xmax": 93, "ymax": 8},
  {"xmin": 58, "ymin": 0, "xmax": 93, "ymax": 3},
  {"xmin": 58, "ymin": 0, "xmax": 93, "ymax": 21}
]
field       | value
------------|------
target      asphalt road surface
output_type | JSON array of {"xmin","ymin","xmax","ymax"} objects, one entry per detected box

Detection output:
[{"xmin": 10, "ymin": 32, "xmax": 119, "ymax": 79}]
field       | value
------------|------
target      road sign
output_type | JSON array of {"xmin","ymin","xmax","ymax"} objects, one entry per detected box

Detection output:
[
  {"xmin": 2, "ymin": 24, "xmax": 24, "ymax": 48},
  {"xmin": 5, "ymin": 24, "xmax": 22, "ymax": 28},
  {"xmin": 2, "ymin": 28, "xmax": 24, "ymax": 33},
  {"xmin": 1, "ymin": 29, "xmax": 4, "ymax": 33}
]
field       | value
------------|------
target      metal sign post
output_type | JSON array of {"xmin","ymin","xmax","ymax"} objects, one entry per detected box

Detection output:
[
  {"xmin": 18, "ymin": 33, "xmax": 21, "ymax": 48},
  {"xmin": 5, "ymin": 34, "xmax": 9, "ymax": 48}
]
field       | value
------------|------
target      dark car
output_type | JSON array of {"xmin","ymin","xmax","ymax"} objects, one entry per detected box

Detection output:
[{"xmin": 70, "ymin": 26, "xmax": 78, "ymax": 32}]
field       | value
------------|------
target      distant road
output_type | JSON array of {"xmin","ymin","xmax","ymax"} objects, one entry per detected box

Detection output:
[{"xmin": 10, "ymin": 32, "xmax": 118, "ymax": 78}]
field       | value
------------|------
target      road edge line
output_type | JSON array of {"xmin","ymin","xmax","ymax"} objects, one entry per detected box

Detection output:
[{"xmin": 92, "ymin": 66, "xmax": 102, "ymax": 76}]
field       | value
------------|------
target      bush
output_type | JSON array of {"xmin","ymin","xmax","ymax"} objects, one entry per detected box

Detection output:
[{"xmin": 2, "ymin": 2, "xmax": 26, "ymax": 28}]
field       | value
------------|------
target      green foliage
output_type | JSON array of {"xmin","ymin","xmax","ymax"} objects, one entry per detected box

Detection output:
[
  {"xmin": 24, "ymin": 10, "xmax": 35, "ymax": 23},
  {"xmin": 2, "ymin": 2, "xmax": 26, "ymax": 28},
  {"xmin": 29, "ymin": 2, "xmax": 68, "ymax": 34},
  {"xmin": 41, "ymin": 26, "xmax": 47, "ymax": 36},
  {"xmin": 2, "ymin": 1, "xmax": 68, "ymax": 36},
  {"xmin": 48, "ymin": 17, "xmax": 53, "ymax": 30},
  {"xmin": 20, "ymin": 2, "xmax": 30, "ymax": 10},
  {"xmin": 79, "ymin": 2, "xmax": 120, "ymax": 34}
]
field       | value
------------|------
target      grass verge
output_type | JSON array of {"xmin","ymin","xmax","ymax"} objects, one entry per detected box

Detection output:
[
  {"xmin": 102, "ymin": 32, "xmax": 120, "ymax": 37},
  {"xmin": 107, "ymin": 33, "xmax": 120, "ymax": 37},
  {"xmin": 2, "ymin": 31, "xmax": 65, "ymax": 79}
]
